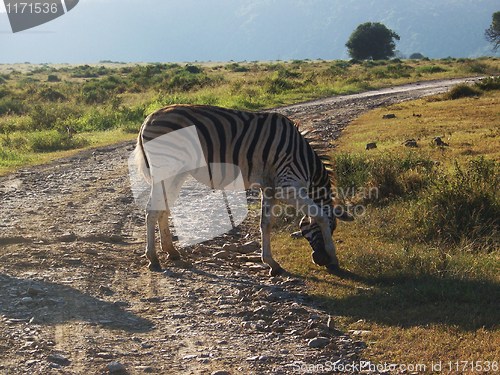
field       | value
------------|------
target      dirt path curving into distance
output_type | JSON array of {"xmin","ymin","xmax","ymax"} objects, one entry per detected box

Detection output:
[{"xmin": 0, "ymin": 77, "xmax": 483, "ymax": 374}]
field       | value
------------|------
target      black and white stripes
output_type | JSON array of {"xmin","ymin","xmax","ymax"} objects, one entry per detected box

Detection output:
[{"xmin": 135, "ymin": 104, "xmax": 349, "ymax": 275}]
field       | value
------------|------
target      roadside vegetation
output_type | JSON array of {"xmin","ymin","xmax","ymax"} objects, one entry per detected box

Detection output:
[
  {"xmin": 0, "ymin": 57, "xmax": 499, "ymax": 174},
  {"xmin": 273, "ymin": 84, "xmax": 499, "ymax": 366},
  {"xmin": 0, "ymin": 59, "xmax": 498, "ymax": 367}
]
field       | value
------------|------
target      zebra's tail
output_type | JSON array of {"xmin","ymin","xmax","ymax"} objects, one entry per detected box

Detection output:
[{"xmin": 133, "ymin": 132, "xmax": 151, "ymax": 184}]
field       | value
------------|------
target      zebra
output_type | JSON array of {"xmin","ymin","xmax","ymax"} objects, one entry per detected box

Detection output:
[{"xmin": 133, "ymin": 104, "xmax": 353, "ymax": 275}]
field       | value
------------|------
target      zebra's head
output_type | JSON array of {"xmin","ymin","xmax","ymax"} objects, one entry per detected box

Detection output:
[{"xmin": 299, "ymin": 206, "xmax": 353, "ymax": 267}]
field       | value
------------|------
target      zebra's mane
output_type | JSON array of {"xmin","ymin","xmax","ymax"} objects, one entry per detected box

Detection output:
[{"xmin": 297, "ymin": 126, "xmax": 334, "ymax": 176}]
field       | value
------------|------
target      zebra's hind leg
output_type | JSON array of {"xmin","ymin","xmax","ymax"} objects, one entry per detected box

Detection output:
[
  {"xmin": 260, "ymin": 189, "xmax": 284, "ymax": 276},
  {"xmin": 158, "ymin": 210, "xmax": 181, "ymax": 261},
  {"xmin": 145, "ymin": 209, "xmax": 162, "ymax": 271}
]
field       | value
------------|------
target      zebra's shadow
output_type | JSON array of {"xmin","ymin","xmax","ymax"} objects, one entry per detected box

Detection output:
[{"xmin": 0, "ymin": 273, "xmax": 153, "ymax": 332}]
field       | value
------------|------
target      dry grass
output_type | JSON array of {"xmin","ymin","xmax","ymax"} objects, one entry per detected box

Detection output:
[
  {"xmin": 338, "ymin": 91, "xmax": 500, "ymax": 163},
  {"xmin": 273, "ymin": 90, "xmax": 500, "ymax": 368}
]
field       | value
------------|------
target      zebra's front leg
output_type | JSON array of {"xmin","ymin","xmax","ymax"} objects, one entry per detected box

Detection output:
[
  {"xmin": 145, "ymin": 210, "xmax": 162, "ymax": 271},
  {"xmin": 260, "ymin": 190, "xmax": 283, "ymax": 276},
  {"xmin": 158, "ymin": 210, "xmax": 181, "ymax": 261}
]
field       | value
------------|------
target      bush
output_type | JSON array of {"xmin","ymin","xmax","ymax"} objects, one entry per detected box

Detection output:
[
  {"xmin": 225, "ymin": 63, "xmax": 250, "ymax": 72},
  {"xmin": 47, "ymin": 74, "xmax": 60, "ymax": 82},
  {"xmin": 71, "ymin": 111, "xmax": 117, "ymax": 132},
  {"xmin": 1, "ymin": 132, "xmax": 28, "ymax": 150},
  {"xmin": 0, "ymin": 97, "xmax": 25, "ymax": 115},
  {"xmin": 332, "ymin": 153, "xmax": 435, "ymax": 202},
  {"xmin": 28, "ymin": 104, "xmax": 81, "ymax": 130},
  {"xmin": 28, "ymin": 130, "xmax": 88, "ymax": 152},
  {"xmin": 475, "ymin": 76, "xmax": 500, "ymax": 91},
  {"xmin": 416, "ymin": 65, "xmax": 447, "ymax": 74},
  {"xmin": 166, "ymin": 69, "xmax": 216, "ymax": 91},
  {"xmin": 368, "ymin": 153, "xmax": 434, "ymax": 200},
  {"xmin": 445, "ymin": 84, "xmax": 482, "ymax": 100},
  {"xmin": 37, "ymin": 86, "xmax": 66, "ymax": 102},
  {"xmin": 0, "ymin": 146, "xmax": 23, "ymax": 162},
  {"xmin": 81, "ymin": 80, "xmax": 112, "ymax": 104},
  {"xmin": 461, "ymin": 61, "xmax": 488, "ymax": 74},
  {"xmin": 417, "ymin": 158, "xmax": 499, "ymax": 246},
  {"xmin": 265, "ymin": 76, "xmax": 295, "ymax": 94},
  {"xmin": 332, "ymin": 153, "xmax": 370, "ymax": 195},
  {"xmin": 184, "ymin": 64, "xmax": 203, "ymax": 74}
]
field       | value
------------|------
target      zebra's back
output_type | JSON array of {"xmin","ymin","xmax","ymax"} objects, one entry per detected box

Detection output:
[{"xmin": 139, "ymin": 105, "xmax": 318, "ymax": 189}]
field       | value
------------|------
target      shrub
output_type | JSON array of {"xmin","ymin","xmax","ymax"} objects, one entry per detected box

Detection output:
[
  {"xmin": 71, "ymin": 111, "xmax": 117, "ymax": 132},
  {"xmin": 417, "ymin": 157, "xmax": 499, "ymax": 246},
  {"xmin": 166, "ymin": 69, "xmax": 217, "ymax": 92},
  {"xmin": 265, "ymin": 76, "xmax": 295, "ymax": 94},
  {"xmin": 445, "ymin": 84, "xmax": 482, "ymax": 100},
  {"xmin": 0, "ymin": 74, "xmax": 9, "ymax": 84},
  {"xmin": 461, "ymin": 61, "xmax": 488, "ymax": 74},
  {"xmin": 225, "ymin": 63, "xmax": 250, "ymax": 72},
  {"xmin": 0, "ymin": 97, "xmax": 25, "ymax": 115},
  {"xmin": 368, "ymin": 153, "xmax": 434, "ymax": 200},
  {"xmin": 475, "ymin": 76, "xmax": 500, "ymax": 91},
  {"xmin": 37, "ymin": 86, "xmax": 66, "ymax": 102},
  {"xmin": 184, "ymin": 64, "xmax": 203, "ymax": 74},
  {"xmin": 28, "ymin": 130, "xmax": 88, "ymax": 152},
  {"xmin": 81, "ymin": 80, "xmax": 113, "ymax": 104},
  {"xmin": 327, "ymin": 61, "xmax": 350, "ymax": 77},
  {"xmin": 1, "ymin": 132, "xmax": 28, "ymax": 150},
  {"xmin": 0, "ymin": 146, "xmax": 22, "ymax": 162},
  {"xmin": 416, "ymin": 65, "xmax": 447, "ymax": 74},
  {"xmin": 47, "ymin": 74, "xmax": 60, "ymax": 82},
  {"xmin": 28, "ymin": 104, "xmax": 82, "ymax": 130},
  {"xmin": 332, "ymin": 153, "xmax": 370, "ymax": 195},
  {"xmin": 70, "ymin": 65, "xmax": 99, "ymax": 78},
  {"xmin": 332, "ymin": 153, "xmax": 435, "ymax": 202}
]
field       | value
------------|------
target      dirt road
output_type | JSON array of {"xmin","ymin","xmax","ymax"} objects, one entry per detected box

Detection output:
[{"xmin": 0, "ymin": 78, "xmax": 482, "ymax": 374}]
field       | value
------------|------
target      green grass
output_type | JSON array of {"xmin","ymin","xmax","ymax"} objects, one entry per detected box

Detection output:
[
  {"xmin": 1, "ymin": 58, "xmax": 499, "ymax": 173},
  {"xmin": 0, "ymin": 59, "xmax": 498, "ymax": 365},
  {"xmin": 0, "ymin": 129, "xmax": 135, "ymax": 175},
  {"xmin": 273, "ymin": 89, "xmax": 499, "ymax": 366}
]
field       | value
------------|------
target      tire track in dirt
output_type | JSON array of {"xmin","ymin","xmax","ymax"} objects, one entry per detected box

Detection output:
[{"xmin": 0, "ymin": 78, "xmax": 482, "ymax": 374}]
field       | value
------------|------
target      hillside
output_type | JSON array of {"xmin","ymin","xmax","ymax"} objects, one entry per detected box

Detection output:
[{"xmin": 0, "ymin": 0, "xmax": 498, "ymax": 62}]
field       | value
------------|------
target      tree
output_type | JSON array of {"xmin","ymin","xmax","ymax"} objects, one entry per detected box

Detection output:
[
  {"xmin": 346, "ymin": 22, "xmax": 400, "ymax": 60},
  {"xmin": 409, "ymin": 52, "xmax": 426, "ymax": 60},
  {"xmin": 485, "ymin": 11, "xmax": 500, "ymax": 51}
]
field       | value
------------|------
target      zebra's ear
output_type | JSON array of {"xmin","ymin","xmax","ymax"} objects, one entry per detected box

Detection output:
[{"xmin": 333, "ymin": 206, "xmax": 354, "ymax": 221}]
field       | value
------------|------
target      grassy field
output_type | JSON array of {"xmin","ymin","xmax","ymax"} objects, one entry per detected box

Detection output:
[
  {"xmin": 1, "ymin": 58, "xmax": 498, "ymax": 369},
  {"xmin": 273, "ymin": 86, "xmax": 499, "ymax": 369},
  {"xmin": 1, "ymin": 57, "xmax": 499, "ymax": 175}
]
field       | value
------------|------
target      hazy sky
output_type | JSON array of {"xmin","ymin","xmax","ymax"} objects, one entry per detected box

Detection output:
[{"xmin": 0, "ymin": 0, "xmax": 498, "ymax": 63}]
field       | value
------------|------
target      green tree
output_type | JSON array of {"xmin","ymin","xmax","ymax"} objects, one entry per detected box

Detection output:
[
  {"xmin": 485, "ymin": 11, "xmax": 500, "ymax": 51},
  {"xmin": 346, "ymin": 22, "xmax": 400, "ymax": 60}
]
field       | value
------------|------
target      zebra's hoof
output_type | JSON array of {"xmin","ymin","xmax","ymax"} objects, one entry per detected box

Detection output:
[
  {"xmin": 148, "ymin": 262, "xmax": 162, "ymax": 272},
  {"xmin": 312, "ymin": 250, "xmax": 330, "ymax": 266},
  {"xmin": 326, "ymin": 263, "xmax": 341, "ymax": 274},
  {"xmin": 269, "ymin": 266, "xmax": 284, "ymax": 276},
  {"xmin": 167, "ymin": 251, "xmax": 181, "ymax": 261}
]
